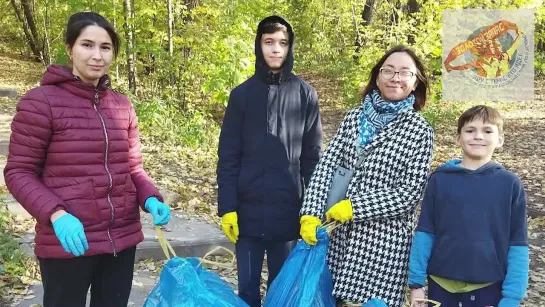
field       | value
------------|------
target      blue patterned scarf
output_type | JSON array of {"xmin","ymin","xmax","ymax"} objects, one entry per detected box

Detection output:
[{"xmin": 358, "ymin": 89, "xmax": 415, "ymax": 146}]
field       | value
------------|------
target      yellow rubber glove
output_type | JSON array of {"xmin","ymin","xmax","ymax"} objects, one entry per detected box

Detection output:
[
  {"xmin": 221, "ymin": 212, "xmax": 239, "ymax": 243},
  {"xmin": 325, "ymin": 199, "xmax": 353, "ymax": 223},
  {"xmin": 300, "ymin": 215, "xmax": 322, "ymax": 245}
]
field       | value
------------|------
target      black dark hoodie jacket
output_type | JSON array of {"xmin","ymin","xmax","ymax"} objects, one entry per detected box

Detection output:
[{"xmin": 217, "ymin": 16, "xmax": 323, "ymax": 241}]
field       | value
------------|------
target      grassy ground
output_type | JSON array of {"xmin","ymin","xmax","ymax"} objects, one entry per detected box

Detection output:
[{"xmin": 0, "ymin": 200, "xmax": 39, "ymax": 305}]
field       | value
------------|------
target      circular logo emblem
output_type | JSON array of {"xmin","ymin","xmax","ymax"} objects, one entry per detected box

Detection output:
[{"xmin": 444, "ymin": 20, "xmax": 530, "ymax": 88}]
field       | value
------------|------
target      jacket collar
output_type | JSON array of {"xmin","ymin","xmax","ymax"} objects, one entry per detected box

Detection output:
[{"xmin": 41, "ymin": 65, "xmax": 111, "ymax": 100}]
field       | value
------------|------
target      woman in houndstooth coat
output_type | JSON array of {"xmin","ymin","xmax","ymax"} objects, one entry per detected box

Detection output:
[{"xmin": 299, "ymin": 45, "xmax": 435, "ymax": 306}]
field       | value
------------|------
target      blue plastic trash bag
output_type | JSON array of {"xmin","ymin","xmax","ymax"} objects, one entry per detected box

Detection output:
[
  {"xmin": 144, "ymin": 256, "xmax": 248, "ymax": 307},
  {"xmin": 263, "ymin": 227, "xmax": 336, "ymax": 307},
  {"xmin": 362, "ymin": 298, "xmax": 388, "ymax": 307}
]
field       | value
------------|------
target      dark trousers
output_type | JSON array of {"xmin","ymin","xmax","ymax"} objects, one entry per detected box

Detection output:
[
  {"xmin": 235, "ymin": 237, "xmax": 296, "ymax": 307},
  {"xmin": 38, "ymin": 246, "xmax": 136, "ymax": 307},
  {"xmin": 428, "ymin": 277, "xmax": 502, "ymax": 307}
]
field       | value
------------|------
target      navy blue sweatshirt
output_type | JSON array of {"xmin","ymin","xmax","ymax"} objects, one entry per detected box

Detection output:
[
  {"xmin": 415, "ymin": 161, "xmax": 528, "ymax": 283},
  {"xmin": 216, "ymin": 16, "xmax": 323, "ymax": 241}
]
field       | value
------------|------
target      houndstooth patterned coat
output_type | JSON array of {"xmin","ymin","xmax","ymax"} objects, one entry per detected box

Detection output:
[{"xmin": 300, "ymin": 105, "xmax": 434, "ymax": 306}]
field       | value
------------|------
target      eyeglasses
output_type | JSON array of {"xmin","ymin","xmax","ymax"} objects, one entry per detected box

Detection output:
[{"xmin": 379, "ymin": 68, "xmax": 416, "ymax": 81}]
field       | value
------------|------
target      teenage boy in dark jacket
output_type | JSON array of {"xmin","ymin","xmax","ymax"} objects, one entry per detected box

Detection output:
[{"xmin": 217, "ymin": 15, "xmax": 322, "ymax": 307}]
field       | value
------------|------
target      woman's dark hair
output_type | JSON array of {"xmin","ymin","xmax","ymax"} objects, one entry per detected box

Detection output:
[
  {"xmin": 65, "ymin": 12, "xmax": 120, "ymax": 57},
  {"xmin": 360, "ymin": 45, "xmax": 429, "ymax": 111}
]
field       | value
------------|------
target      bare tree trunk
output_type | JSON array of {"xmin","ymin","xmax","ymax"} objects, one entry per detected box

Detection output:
[
  {"xmin": 123, "ymin": 0, "xmax": 137, "ymax": 94},
  {"xmin": 113, "ymin": 0, "xmax": 120, "ymax": 81},
  {"xmin": 354, "ymin": 0, "xmax": 375, "ymax": 56},
  {"xmin": 537, "ymin": 21, "xmax": 545, "ymax": 53},
  {"xmin": 177, "ymin": 0, "xmax": 201, "ymax": 108},
  {"xmin": 21, "ymin": 0, "xmax": 43, "ymax": 60},
  {"xmin": 168, "ymin": 0, "xmax": 174, "ymax": 86},
  {"xmin": 407, "ymin": 0, "xmax": 421, "ymax": 44},
  {"xmin": 322, "ymin": 0, "xmax": 326, "ymax": 32},
  {"xmin": 130, "ymin": 0, "xmax": 137, "ymax": 92},
  {"xmin": 388, "ymin": 3, "xmax": 400, "ymax": 27},
  {"xmin": 42, "ymin": 3, "xmax": 51, "ymax": 65},
  {"xmin": 408, "ymin": 0, "xmax": 420, "ymax": 13},
  {"xmin": 361, "ymin": 0, "xmax": 375, "ymax": 26},
  {"xmin": 352, "ymin": 3, "xmax": 363, "ymax": 59},
  {"xmin": 10, "ymin": 0, "xmax": 41, "ymax": 62},
  {"xmin": 186, "ymin": 0, "xmax": 199, "ymax": 10}
]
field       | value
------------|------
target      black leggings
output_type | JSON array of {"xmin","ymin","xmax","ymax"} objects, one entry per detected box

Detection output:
[{"xmin": 38, "ymin": 246, "xmax": 136, "ymax": 307}]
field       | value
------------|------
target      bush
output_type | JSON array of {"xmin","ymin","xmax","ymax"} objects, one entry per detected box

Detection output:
[
  {"xmin": 133, "ymin": 97, "xmax": 220, "ymax": 150},
  {"xmin": 422, "ymin": 100, "xmax": 466, "ymax": 130},
  {"xmin": 536, "ymin": 52, "xmax": 545, "ymax": 76},
  {"xmin": 0, "ymin": 200, "xmax": 35, "ymax": 302}
]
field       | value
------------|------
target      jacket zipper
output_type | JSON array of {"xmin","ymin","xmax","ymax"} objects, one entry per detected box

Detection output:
[
  {"xmin": 263, "ymin": 85, "xmax": 271, "ymax": 238},
  {"xmin": 93, "ymin": 89, "xmax": 118, "ymax": 256}
]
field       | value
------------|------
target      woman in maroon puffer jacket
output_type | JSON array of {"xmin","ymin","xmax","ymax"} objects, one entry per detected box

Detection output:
[{"xmin": 4, "ymin": 12, "xmax": 171, "ymax": 307}]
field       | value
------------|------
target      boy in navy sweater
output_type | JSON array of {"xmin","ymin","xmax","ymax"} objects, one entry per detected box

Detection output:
[{"xmin": 408, "ymin": 105, "xmax": 529, "ymax": 307}]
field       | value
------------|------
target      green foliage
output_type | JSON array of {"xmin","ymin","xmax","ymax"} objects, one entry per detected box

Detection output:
[
  {"xmin": 421, "ymin": 100, "xmax": 466, "ymax": 130},
  {"xmin": 0, "ymin": 201, "xmax": 32, "ymax": 280},
  {"xmin": 285, "ymin": 0, "xmax": 544, "ymax": 106},
  {"xmin": 0, "ymin": 1, "xmax": 26, "ymax": 55},
  {"xmin": 2, "ymin": 0, "xmax": 545, "ymax": 149},
  {"xmin": 536, "ymin": 52, "xmax": 545, "ymax": 75},
  {"xmin": 133, "ymin": 96, "xmax": 220, "ymax": 148}
]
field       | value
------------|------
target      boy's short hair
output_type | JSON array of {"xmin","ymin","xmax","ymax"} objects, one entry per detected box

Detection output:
[
  {"xmin": 260, "ymin": 22, "xmax": 289, "ymax": 37},
  {"xmin": 457, "ymin": 105, "xmax": 504, "ymax": 134}
]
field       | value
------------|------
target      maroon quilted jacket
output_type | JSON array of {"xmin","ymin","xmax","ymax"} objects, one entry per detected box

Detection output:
[{"xmin": 4, "ymin": 65, "xmax": 163, "ymax": 258}]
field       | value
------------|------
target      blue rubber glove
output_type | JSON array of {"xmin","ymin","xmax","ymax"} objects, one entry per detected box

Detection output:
[
  {"xmin": 52, "ymin": 213, "xmax": 89, "ymax": 257},
  {"xmin": 145, "ymin": 197, "xmax": 171, "ymax": 226}
]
